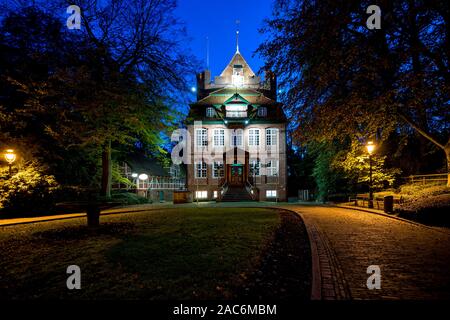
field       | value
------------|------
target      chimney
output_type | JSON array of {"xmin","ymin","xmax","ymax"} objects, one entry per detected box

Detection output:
[
  {"xmin": 196, "ymin": 70, "xmax": 211, "ymax": 100},
  {"xmin": 264, "ymin": 69, "xmax": 277, "ymax": 100}
]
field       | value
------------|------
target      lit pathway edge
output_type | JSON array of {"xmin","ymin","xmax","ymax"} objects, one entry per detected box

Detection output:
[{"xmin": 272, "ymin": 206, "xmax": 351, "ymax": 300}]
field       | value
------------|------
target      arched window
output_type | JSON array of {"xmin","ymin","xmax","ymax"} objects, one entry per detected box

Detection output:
[
  {"xmin": 248, "ymin": 128, "xmax": 260, "ymax": 146},
  {"xmin": 195, "ymin": 128, "xmax": 208, "ymax": 147},
  {"xmin": 213, "ymin": 129, "xmax": 225, "ymax": 147},
  {"xmin": 266, "ymin": 128, "xmax": 278, "ymax": 146}
]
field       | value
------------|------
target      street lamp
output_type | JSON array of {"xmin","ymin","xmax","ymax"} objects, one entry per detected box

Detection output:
[
  {"xmin": 4, "ymin": 149, "xmax": 16, "ymax": 176},
  {"xmin": 366, "ymin": 141, "xmax": 376, "ymax": 208}
]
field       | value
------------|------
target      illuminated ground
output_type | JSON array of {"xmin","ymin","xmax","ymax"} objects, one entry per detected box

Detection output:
[
  {"xmin": 286, "ymin": 205, "xmax": 450, "ymax": 299},
  {"xmin": 0, "ymin": 207, "xmax": 311, "ymax": 299}
]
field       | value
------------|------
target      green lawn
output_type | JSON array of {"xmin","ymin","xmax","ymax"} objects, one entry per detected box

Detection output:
[{"xmin": 0, "ymin": 207, "xmax": 301, "ymax": 299}]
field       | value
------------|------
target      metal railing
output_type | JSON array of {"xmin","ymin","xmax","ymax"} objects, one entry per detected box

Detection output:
[{"xmin": 245, "ymin": 180, "xmax": 258, "ymax": 200}]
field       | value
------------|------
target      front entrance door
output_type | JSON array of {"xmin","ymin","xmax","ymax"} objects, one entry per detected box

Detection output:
[{"xmin": 229, "ymin": 164, "xmax": 244, "ymax": 186}]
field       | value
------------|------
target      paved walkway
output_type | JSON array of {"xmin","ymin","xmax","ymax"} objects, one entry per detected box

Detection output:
[{"xmin": 284, "ymin": 205, "xmax": 450, "ymax": 300}]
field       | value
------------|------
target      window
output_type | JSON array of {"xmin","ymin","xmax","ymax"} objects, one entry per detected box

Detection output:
[
  {"xmin": 169, "ymin": 165, "xmax": 180, "ymax": 178},
  {"xmin": 212, "ymin": 161, "xmax": 224, "ymax": 178},
  {"xmin": 257, "ymin": 107, "xmax": 267, "ymax": 117},
  {"xmin": 266, "ymin": 160, "xmax": 278, "ymax": 176},
  {"xmin": 206, "ymin": 107, "xmax": 215, "ymax": 118},
  {"xmin": 225, "ymin": 104, "xmax": 247, "ymax": 118},
  {"xmin": 266, "ymin": 128, "xmax": 278, "ymax": 146},
  {"xmin": 249, "ymin": 159, "xmax": 260, "ymax": 176},
  {"xmin": 231, "ymin": 129, "xmax": 243, "ymax": 147},
  {"xmin": 248, "ymin": 129, "xmax": 260, "ymax": 146},
  {"xmin": 226, "ymin": 111, "xmax": 247, "ymax": 118},
  {"xmin": 266, "ymin": 190, "xmax": 277, "ymax": 198},
  {"xmin": 213, "ymin": 191, "xmax": 218, "ymax": 199},
  {"xmin": 195, "ymin": 129, "xmax": 208, "ymax": 147},
  {"xmin": 195, "ymin": 191, "xmax": 208, "ymax": 199},
  {"xmin": 213, "ymin": 129, "xmax": 225, "ymax": 147},
  {"xmin": 232, "ymin": 65, "xmax": 244, "ymax": 87},
  {"xmin": 195, "ymin": 161, "xmax": 207, "ymax": 178}
]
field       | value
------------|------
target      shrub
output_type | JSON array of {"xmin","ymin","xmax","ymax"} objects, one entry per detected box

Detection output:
[
  {"xmin": 0, "ymin": 162, "xmax": 59, "ymax": 214},
  {"xmin": 111, "ymin": 192, "xmax": 149, "ymax": 205},
  {"xmin": 399, "ymin": 183, "xmax": 449, "ymax": 200},
  {"xmin": 396, "ymin": 184, "xmax": 450, "ymax": 226},
  {"xmin": 398, "ymin": 194, "xmax": 450, "ymax": 227}
]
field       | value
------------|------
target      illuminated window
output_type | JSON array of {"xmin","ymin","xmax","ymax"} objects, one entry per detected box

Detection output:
[
  {"xmin": 226, "ymin": 111, "xmax": 247, "ymax": 117},
  {"xmin": 266, "ymin": 190, "xmax": 277, "ymax": 198},
  {"xmin": 249, "ymin": 159, "xmax": 260, "ymax": 176},
  {"xmin": 213, "ymin": 191, "xmax": 218, "ymax": 199},
  {"xmin": 206, "ymin": 107, "xmax": 215, "ymax": 118},
  {"xmin": 248, "ymin": 129, "xmax": 260, "ymax": 146},
  {"xmin": 257, "ymin": 107, "xmax": 267, "ymax": 117},
  {"xmin": 195, "ymin": 128, "xmax": 208, "ymax": 147},
  {"xmin": 231, "ymin": 129, "xmax": 243, "ymax": 147},
  {"xmin": 266, "ymin": 128, "xmax": 278, "ymax": 146},
  {"xmin": 195, "ymin": 161, "xmax": 207, "ymax": 178},
  {"xmin": 232, "ymin": 65, "xmax": 244, "ymax": 87},
  {"xmin": 212, "ymin": 161, "xmax": 224, "ymax": 178},
  {"xmin": 213, "ymin": 129, "xmax": 225, "ymax": 147},
  {"xmin": 266, "ymin": 160, "xmax": 278, "ymax": 176},
  {"xmin": 195, "ymin": 191, "xmax": 208, "ymax": 199}
]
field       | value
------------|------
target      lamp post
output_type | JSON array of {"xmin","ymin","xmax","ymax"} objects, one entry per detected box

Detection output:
[
  {"xmin": 366, "ymin": 141, "xmax": 375, "ymax": 208},
  {"xmin": 4, "ymin": 149, "xmax": 16, "ymax": 176}
]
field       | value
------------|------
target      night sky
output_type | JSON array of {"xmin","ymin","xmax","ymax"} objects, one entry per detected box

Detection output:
[{"xmin": 175, "ymin": 0, "xmax": 273, "ymax": 80}]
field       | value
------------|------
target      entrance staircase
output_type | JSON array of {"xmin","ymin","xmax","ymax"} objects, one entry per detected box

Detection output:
[{"xmin": 221, "ymin": 186, "xmax": 254, "ymax": 202}]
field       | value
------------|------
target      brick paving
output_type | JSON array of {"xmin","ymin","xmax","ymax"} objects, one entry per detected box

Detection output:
[{"xmin": 287, "ymin": 205, "xmax": 450, "ymax": 300}]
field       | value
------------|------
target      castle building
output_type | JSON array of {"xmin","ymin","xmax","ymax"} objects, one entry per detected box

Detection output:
[{"xmin": 186, "ymin": 38, "xmax": 287, "ymax": 201}]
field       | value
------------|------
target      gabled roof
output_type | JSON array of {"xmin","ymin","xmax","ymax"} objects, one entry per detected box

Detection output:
[
  {"xmin": 224, "ymin": 93, "xmax": 250, "ymax": 105},
  {"xmin": 220, "ymin": 52, "xmax": 256, "ymax": 78}
]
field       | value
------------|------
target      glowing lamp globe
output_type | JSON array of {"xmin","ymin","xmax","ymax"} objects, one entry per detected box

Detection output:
[
  {"xmin": 366, "ymin": 141, "xmax": 375, "ymax": 155},
  {"xmin": 4, "ymin": 149, "xmax": 16, "ymax": 164},
  {"xmin": 138, "ymin": 173, "xmax": 148, "ymax": 180}
]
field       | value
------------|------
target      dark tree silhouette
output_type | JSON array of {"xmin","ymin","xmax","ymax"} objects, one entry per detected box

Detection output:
[{"xmin": 258, "ymin": 0, "xmax": 449, "ymax": 185}]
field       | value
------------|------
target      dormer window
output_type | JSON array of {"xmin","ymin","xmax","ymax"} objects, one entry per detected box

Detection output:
[
  {"xmin": 257, "ymin": 107, "xmax": 267, "ymax": 117},
  {"xmin": 225, "ymin": 103, "xmax": 247, "ymax": 118},
  {"xmin": 206, "ymin": 107, "xmax": 215, "ymax": 118}
]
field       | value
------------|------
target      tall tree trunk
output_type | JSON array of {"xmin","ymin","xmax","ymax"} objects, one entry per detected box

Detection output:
[{"xmin": 101, "ymin": 139, "xmax": 112, "ymax": 198}]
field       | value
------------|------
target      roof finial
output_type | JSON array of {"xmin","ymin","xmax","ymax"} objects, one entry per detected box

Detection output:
[{"xmin": 235, "ymin": 19, "xmax": 240, "ymax": 53}]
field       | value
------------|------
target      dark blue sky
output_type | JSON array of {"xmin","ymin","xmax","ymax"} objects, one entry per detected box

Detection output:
[{"xmin": 175, "ymin": 0, "xmax": 273, "ymax": 79}]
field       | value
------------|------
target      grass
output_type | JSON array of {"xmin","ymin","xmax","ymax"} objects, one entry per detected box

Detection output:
[{"xmin": 0, "ymin": 207, "xmax": 308, "ymax": 299}]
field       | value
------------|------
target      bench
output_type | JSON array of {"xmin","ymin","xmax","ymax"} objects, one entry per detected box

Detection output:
[{"xmin": 348, "ymin": 194, "xmax": 404, "ymax": 212}]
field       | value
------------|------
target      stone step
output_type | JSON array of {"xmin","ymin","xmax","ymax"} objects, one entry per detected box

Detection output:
[{"xmin": 221, "ymin": 187, "xmax": 254, "ymax": 202}]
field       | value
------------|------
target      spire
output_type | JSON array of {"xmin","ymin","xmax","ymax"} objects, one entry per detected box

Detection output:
[{"xmin": 235, "ymin": 19, "xmax": 240, "ymax": 53}]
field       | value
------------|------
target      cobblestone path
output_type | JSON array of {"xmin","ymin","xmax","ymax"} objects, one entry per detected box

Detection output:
[{"xmin": 285, "ymin": 205, "xmax": 450, "ymax": 300}]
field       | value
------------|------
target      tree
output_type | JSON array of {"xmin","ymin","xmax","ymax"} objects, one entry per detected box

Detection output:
[
  {"xmin": 0, "ymin": 1, "xmax": 195, "ymax": 199},
  {"xmin": 258, "ymin": 0, "xmax": 450, "ymax": 185},
  {"xmin": 59, "ymin": 0, "xmax": 194, "ymax": 197},
  {"xmin": 311, "ymin": 143, "xmax": 348, "ymax": 202},
  {"xmin": 333, "ymin": 140, "xmax": 401, "ymax": 190}
]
